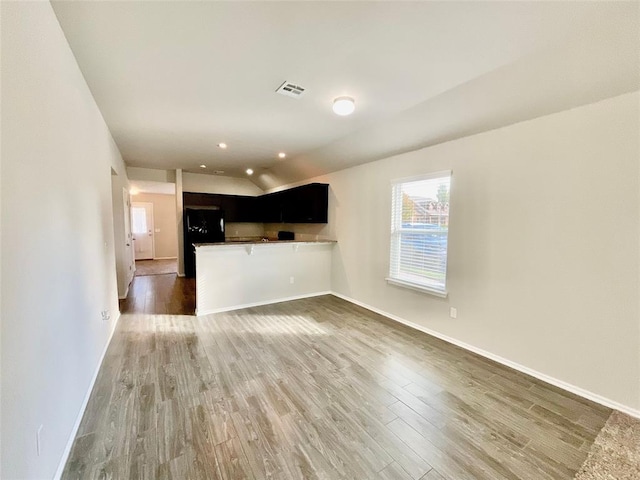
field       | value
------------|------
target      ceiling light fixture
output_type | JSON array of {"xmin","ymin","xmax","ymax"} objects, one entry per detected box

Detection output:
[
  {"xmin": 332, "ymin": 96, "xmax": 355, "ymax": 116},
  {"xmin": 218, "ymin": 143, "xmax": 227, "ymax": 149},
  {"xmin": 246, "ymin": 168, "xmax": 254, "ymax": 175},
  {"xmin": 278, "ymin": 152, "xmax": 286, "ymax": 159},
  {"xmin": 200, "ymin": 164, "xmax": 207, "ymax": 168}
]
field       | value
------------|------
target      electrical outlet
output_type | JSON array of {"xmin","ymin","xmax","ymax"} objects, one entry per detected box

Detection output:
[
  {"xmin": 289, "ymin": 276, "xmax": 295, "ymax": 284},
  {"xmin": 449, "ymin": 307, "xmax": 457, "ymax": 319},
  {"xmin": 101, "ymin": 310, "xmax": 110, "ymax": 322},
  {"xmin": 36, "ymin": 425, "xmax": 43, "ymax": 456}
]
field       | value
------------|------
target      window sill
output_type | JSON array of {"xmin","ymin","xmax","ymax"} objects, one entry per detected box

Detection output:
[{"xmin": 385, "ymin": 277, "xmax": 448, "ymax": 298}]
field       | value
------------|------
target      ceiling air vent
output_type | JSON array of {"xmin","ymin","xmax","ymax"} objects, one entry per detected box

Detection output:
[{"xmin": 276, "ymin": 81, "xmax": 306, "ymax": 99}]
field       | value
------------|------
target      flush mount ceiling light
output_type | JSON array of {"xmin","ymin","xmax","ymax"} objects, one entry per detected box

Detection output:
[
  {"xmin": 246, "ymin": 168, "xmax": 254, "ymax": 175},
  {"xmin": 217, "ymin": 143, "xmax": 227, "ymax": 149},
  {"xmin": 332, "ymin": 96, "xmax": 355, "ymax": 116},
  {"xmin": 200, "ymin": 164, "xmax": 207, "ymax": 168},
  {"xmin": 278, "ymin": 152, "xmax": 286, "ymax": 159}
]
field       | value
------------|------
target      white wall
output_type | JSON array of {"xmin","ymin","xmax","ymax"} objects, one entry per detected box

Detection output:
[
  {"xmin": 295, "ymin": 92, "xmax": 640, "ymax": 412},
  {"xmin": 126, "ymin": 166, "xmax": 176, "ymax": 183},
  {"xmin": 111, "ymin": 169, "xmax": 134, "ymax": 299},
  {"xmin": 176, "ymin": 169, "xmax": 185, "ymax": 275},
  {"xmin": 182, "ymin": 171, "xmax": 263, "ymax": 196},
  {"xmin": 1, "ymin": 3, "xmax": 125, "ymax": 478}
]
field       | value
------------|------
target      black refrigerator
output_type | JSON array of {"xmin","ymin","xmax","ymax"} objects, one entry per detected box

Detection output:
[{"xmin": 184, "ymin": 207, "xmax": 225, "ymax": 278}]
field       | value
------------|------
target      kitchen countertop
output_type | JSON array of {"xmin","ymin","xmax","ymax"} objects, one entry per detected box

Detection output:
[{"xmin": 194, "ymin": 239, "xmax": 337, "ymax": 247}]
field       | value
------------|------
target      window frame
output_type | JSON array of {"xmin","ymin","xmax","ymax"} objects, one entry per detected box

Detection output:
[{"xmin": 386, "ymin": 170, "xmax": 452, "ymax": 298}]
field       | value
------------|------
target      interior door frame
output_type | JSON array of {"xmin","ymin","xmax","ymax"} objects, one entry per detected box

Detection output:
[
  {"xmin": 123, "ymin": 188, "xmax": 135, "ymax": 282},
  {"xmin": 131, "ymin": 201, "xmax": 156, "ymax": 260}
]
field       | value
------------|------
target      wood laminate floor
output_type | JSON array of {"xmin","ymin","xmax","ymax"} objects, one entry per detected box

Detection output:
[
  {"xmin": 119, "ymin": 273, "xmax": 195, "ymax": 315},
  {"xmin": 63, "ymin": 295, "xmax": 610, "ymax": 479}
]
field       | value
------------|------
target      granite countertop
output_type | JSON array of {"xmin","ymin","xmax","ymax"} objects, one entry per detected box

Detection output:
[{"xmin": 194, "ymin": 239, "xmax": 337, "ymax": 247}]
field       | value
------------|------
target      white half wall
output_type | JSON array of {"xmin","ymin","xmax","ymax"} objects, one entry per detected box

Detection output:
[
  {"xmin": 1, "ymin": 2, "xmax": 124, "ymax": 477},
  {"xmin": 196, "ymin": 242, "xmax": 334, "ymax": 315},
  {"xmin": 290, "ymin": 92, "xmax": 640, "ymax": 412}
]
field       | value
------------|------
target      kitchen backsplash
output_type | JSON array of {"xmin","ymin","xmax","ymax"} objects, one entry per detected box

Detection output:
[
  {"xmin": 225, "ymin": 222, "xmax": 265, "ymax": 241},
  {"xmin": 263, "ymin": 223, "xmax": 332, "ymax": 242}
]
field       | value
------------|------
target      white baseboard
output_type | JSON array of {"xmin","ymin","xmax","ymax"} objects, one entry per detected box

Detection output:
[
  {"xmin": 330, "ymin": 291, "xmax": 640, "ymax": 419},
  {"xmin": 153, "ymin": 256, "xmax": 177, "ymax": 260},
  {"xmin": 197, "ymin": 291, "xmax": 332, "ymax": 316},
  {"xmin": 53, "ymin": 313, "xmax": 122, "ymax": 479}
]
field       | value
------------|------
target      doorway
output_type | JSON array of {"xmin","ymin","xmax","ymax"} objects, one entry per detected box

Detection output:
[{"xmin": 131, "ymin": 202, "xmax": 155, "ymax": 260}]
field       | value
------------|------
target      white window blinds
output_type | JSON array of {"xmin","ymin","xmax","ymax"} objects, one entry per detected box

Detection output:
[{"xmin": 388, "ymin": 172, "xmax": 451, "ymax": 296}]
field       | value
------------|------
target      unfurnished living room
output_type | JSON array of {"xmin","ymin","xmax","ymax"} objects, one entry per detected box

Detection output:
[{"xmin": 2, "ymin": 1, "xmax": 640, "ymax": 479}]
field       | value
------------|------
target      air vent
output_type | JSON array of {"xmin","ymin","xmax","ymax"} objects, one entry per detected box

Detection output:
[
  {"xmin": 276, "ymin": 81, "xmax": 306, "ymax": 99},
  {"xmin": 213, "ymin": 170, "xmax": 225, "ymax": 175}
]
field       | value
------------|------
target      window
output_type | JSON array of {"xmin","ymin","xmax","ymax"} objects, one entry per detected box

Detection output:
[
  {"xmin": 131, "ymin": 206, "xmax": 148, "ymax": 235},
  {"xmin": 387, "ymin": 171, "xmax": 451, "ymax": 296}
]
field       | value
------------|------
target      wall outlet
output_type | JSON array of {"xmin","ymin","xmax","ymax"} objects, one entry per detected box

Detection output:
[
  {"xmin": 155, "ymin": 228, "xmax": 161, "ymax": 233},
  {"xmin": 101, "ymin": 310, "xmax": 110, "ymax": 322},
  {"xmin": 36, "ymin": 425, "xmax": 43, "ymax": 456},
  {"xmin": 289, "ymin": 276, "xmax": 295, "ymax": 284},
  {"xmin": 449, "ymin": 307, "xmax": 458, "ymax": 319}
]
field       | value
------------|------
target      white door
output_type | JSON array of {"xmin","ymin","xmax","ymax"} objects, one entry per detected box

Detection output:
[
  {"xmin": 132, "ymin": 202, "xmax": 155, "ymax": 260},
  {"xmin": 123, "ymin": 189, "xmax": 135, "ymax": 280}
]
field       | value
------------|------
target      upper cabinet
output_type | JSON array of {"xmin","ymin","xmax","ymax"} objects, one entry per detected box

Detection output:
[
  {"xmin": 281, "ymin": 183, "xmax": 329, "ymax": 223},
  {"xmin": 183, "ymin": 192, "xmax": 261, "ymax": 223},
  {"xmin": 183, "ymin": 182, "xmax": 329, "ymax": 224},
  {"xmin": 260, "ymin": 191, "xmax": 284, "ymax": 223}
]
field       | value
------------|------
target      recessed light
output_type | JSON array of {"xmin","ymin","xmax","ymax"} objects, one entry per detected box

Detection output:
[
  {"xmin": 278, "ymin": 152, "xmax": 286, "ymax": 159},
  {"xmin": 129, "ymin": 188, "xmax": 139, "ymax": 195},
  {"xmin": 218, "ymin": 143, "xmax": 227, "ymax": 149},
  {"xmin": 200, "ymin": 164, "xmax": 207, "ymax": 168},
  {"xmin": 332, "ymin": 96, "xmax": 355, "ymax": 116},
  {"xmin": 246, "ymin": 168, "xmax": 254, "ymax": 175}
]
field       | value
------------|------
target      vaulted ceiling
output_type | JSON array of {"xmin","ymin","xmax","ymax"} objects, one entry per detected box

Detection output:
[{"xmin": 52, "ymin": 1, "xmax": 639, "ymax": 190}]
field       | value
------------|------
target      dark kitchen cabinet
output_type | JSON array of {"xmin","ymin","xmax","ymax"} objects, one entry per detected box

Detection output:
[
  {"xmin": 282, "ymin": 183, "xmax": 329, "ymax": 223},
  {"xmin": 183, "ymin": 182, "xmax": 328, "ymax": 225},
  {"xmin": 261, "ymin": 191, "xmax": 284, "ymax": 223},
  {"xmin": 235, "ymin": 195, "xmax": 261, "ymax": 222},
  {"xmin": 183, "ymin": 192, "xmax": 261, "ymax": 223}
]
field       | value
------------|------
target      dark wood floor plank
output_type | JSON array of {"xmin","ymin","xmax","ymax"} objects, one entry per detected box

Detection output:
[{"xmin": 64, "ymin": 294, "xmax": 609, "ymax": 479}]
